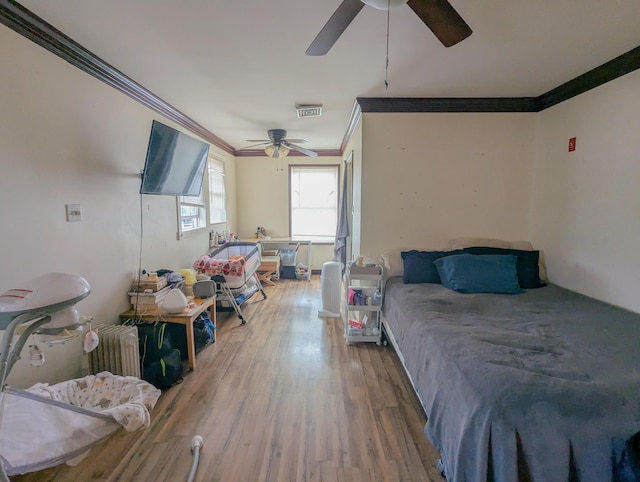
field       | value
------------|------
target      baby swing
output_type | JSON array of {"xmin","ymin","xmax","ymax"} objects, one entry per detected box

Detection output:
[{"xmin": 0, "ymin": 273, "xmax": 161, "ymax": 479}]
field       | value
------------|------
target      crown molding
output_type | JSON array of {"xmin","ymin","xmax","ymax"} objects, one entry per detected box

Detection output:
[
  {"xmin": 3, "ymin": 0, "xmax": 640, "ymax": 158},
  {"xmin": 234, "ymin": 149, "xmax": 342, "ymax": 158},
  {"xmin": 339, "ymin": 44, "xmax": 640, "ymax": 149},
  {"xmin": 340, "ymin": 100, "xmax": 363, "ymax": 153},
  {"xmin": 0, "ymin": 0, "xmax": 235, "ymax": 154},
  {"xmin": 356, "ymin": 97, "xmax": 539, "ymax": 113},
  {"xmin": 537, "ymin": 45, "xmax": 640, "ymax": 110},
  {"xmin": 353, "ymin": 45, "xmax": 640, "ymax": 116}
]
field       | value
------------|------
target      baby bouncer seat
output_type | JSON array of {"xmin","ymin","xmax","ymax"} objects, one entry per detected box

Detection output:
[{"xmin": 0, "ymin": 273, "xmax": 161, "ymax": 479}]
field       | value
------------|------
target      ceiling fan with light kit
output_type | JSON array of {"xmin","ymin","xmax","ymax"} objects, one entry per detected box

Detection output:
[
  {"xmin": 306, "ymin": 0, "xmax": 472, "ymax": 56},
  {"xmin": 242, "ymin": 129, "xmax": 318, "ymax": 158}
]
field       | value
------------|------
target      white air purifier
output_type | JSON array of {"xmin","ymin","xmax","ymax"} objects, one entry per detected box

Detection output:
[
  {"xmin": 162, "ymin": 288, "xmax": 188, "ymax": 314},
  {"xmin": 318, "ymin": 261, "xmax": 342, "ymax": 318}
]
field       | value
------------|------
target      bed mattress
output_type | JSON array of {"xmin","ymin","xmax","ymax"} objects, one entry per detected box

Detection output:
[{"xmin": 382, "ymin": 277, "xmax": 640, "ymax": 482}]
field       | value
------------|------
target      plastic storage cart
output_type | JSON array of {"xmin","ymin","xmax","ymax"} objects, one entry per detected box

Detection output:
[
  {"xmin": 279, "ymin": 245, "xmax": 299, "ymax": 279},
  {"xmin": 344, "ymin": 264, "xmax": 383, "ymax": 345}
]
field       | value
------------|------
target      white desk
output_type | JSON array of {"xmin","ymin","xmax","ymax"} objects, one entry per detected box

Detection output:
[{"xmin": 245, "ymin": 237, "xmax": 313, "ymax": 281}]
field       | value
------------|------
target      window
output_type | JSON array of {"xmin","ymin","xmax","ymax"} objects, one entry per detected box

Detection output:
[
  {"xmin": 289, "ymin": 165, "xmax": 339, "ymax": 239},
  {"xmin": 178, "ymin": 191, "xmax": 206, "ymax": 235},
  {"xmin": 178, "ymin": 156, "xmax": 226, "ymax": 237},
  {"xmin": 208, "ymin": 158, "xmax": 226, "ymax": 224}
]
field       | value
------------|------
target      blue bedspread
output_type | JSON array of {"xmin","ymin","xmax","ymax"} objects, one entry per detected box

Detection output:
[{"xmin": 382, "ymin": 278, "xmax": 640, "ymax": 482}]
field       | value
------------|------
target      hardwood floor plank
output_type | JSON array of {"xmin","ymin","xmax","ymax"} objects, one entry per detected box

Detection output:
[{"xmin": 14, "ymin": 276, "xmax": 441, "ymax": 482}]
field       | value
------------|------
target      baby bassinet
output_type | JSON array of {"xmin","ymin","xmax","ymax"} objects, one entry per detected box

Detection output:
[{"xmin": 193, "ymin": 242, "xmax": 266, "ymax": 323}]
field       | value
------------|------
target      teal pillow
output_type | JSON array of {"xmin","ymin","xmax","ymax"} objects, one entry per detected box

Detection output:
[
  {"xmin": 433, "ymin": 254, "xmax": 524, "ymax": 294},
  {"xmin": 460, "ymin": 246, "xmax": 545, "ymax": 289}
]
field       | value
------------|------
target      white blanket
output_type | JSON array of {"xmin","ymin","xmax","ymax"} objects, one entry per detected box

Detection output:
[
  {"xmin": 0, "ymin": 372, "xmax": 161, "ymax": 475},
  {"xmin": 27, "ymin": 371, "xmax": 160, "ymax": 431}
]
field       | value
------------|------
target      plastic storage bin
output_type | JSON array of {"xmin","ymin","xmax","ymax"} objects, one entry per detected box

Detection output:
[
  {"xmin": 280, "ymin": 249, "xmax": 297, "ymax": 266},
  {"xmin": 295, "ymin": 265, "xmax": 309, "ymax": 280},
  {"xmin": 280, "ymin": 266, "xmax": 296, "ymax": 279}
]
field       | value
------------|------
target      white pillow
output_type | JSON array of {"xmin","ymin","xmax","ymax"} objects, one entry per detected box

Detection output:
[{"xmin": 449, "ymin": 237, "xmax": 533, "ymax": 251}]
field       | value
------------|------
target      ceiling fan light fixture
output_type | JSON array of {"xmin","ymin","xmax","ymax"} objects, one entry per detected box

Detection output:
[
  {"xmin": 265, "ymin": 144, "xmax": 289, "ymax": 158},
  {"xmin": 362, "ymin": 0, "xmax": 407, "ymax": 10}
]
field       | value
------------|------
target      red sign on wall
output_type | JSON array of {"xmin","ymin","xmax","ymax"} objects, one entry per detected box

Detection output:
[{"xmin": 568, "ymin": 137, "xmax": 576, "ymax": 152}]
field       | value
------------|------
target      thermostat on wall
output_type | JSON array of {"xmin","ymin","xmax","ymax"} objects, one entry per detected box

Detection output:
[{"xmin": 65, "ymin": 204, "xmax": 82, "ymax": 222}]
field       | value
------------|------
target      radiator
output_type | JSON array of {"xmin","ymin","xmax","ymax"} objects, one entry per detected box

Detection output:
[{"xmin": 88, "ymin": 325, "xmax": 141, "ymax": 378}]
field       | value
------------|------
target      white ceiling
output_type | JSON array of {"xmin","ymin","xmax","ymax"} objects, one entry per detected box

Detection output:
[{"xmin": 18, "ymin": 0, "xmax": 640, "ymax": 152}]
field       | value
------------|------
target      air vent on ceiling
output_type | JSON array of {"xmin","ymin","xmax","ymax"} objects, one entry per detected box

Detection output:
[{"xmin": 296, "ymin": 104, "xmax": 323, "ymax": 118}]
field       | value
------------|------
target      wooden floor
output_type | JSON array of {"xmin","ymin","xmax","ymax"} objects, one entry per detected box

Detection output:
[{"xmin": 15, "ymin": 276, "xmax": 443, "ymax": 482}]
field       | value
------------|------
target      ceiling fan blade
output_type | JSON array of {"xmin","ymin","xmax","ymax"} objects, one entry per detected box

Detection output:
[
  {"xmin": 240, "ymin": 141, "xmax": 271, "ymax": 149},
  {"xmin": 306, "ymin": 0, "xmax": 365, "ymax": 56},
  {"xmin": 406, "ymin": 0, "xmax": 472, "ymax": 47},
  {"xmin": 285, "ymin": 142, "xmax": 318, "ymax": 157},
  {"xmin": 283, "ymin": 139, "xmax": 308, "ymax": 144}
]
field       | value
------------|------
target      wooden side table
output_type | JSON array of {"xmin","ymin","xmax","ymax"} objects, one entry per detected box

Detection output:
[
  {"xmin": 257, "ymin": 256, "xmax": 281, "ymax": 286},
  {"xmin": 119, "ymin": 296, "xmax": 215, "ymax": 371}
]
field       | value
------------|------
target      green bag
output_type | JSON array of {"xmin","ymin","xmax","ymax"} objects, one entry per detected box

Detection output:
[
  {"xmin": 127, "ymin": 321, "xmax": 184, "ymax": 389},
  {"xmin": 142, "ymin": 348, "xmax": 183, "ymax": 389},
  {"xmin": 136, "ymin": 322, "xmax": 174, "ymax": 367}
]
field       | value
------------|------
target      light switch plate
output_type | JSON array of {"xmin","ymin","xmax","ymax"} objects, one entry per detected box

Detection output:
[{"xmin": 66, "ymin": 204, "xmax": 82, "ymax": 222}]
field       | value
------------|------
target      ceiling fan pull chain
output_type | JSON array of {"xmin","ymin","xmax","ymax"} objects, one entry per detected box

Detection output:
[{"xmin": 385, "ymin": 0, "xmax": 390, "ymax": 90}]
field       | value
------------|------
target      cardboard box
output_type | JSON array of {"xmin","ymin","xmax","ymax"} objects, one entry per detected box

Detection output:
[
  {"xmin": 129, "ymin": 286, "xmax": 171, "ymax": 305},
  {"xmin": 130, "ymin": 276, "xmax": 168, "ymax": 292}
]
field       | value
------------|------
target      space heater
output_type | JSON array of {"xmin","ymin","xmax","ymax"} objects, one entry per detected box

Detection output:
[{"xmin": 88, "ymin": 325, "xmax": 141, "ymax": 378}]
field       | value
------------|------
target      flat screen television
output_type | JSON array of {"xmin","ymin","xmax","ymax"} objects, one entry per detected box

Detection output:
[{"xmin": 140, "ymin": 120, "xmax": 210, "ymax": 196}]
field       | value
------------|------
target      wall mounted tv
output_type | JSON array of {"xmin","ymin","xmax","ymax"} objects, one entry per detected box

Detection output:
[{"xmin": 140, "ymin": 120, "xmax": 210, "ymax": 196}]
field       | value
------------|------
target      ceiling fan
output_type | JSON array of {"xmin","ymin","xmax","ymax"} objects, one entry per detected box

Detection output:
[
  {"xmin": 243, "ymin": 129, "xmax": 318, "ymax": 158},
  {"xmin": 306, "ymin": 0, "xmax": 472, "ymax": 56}
]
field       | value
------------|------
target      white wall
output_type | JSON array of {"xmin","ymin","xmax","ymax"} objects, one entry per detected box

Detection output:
[
  {"xmin": 235, "ymin": 155, "xmax": 343, "ymax": 269},
  {"xmin": 530, "ymin": 70, "xmax": 640, "ymax": 312},
  {"xmin": 351, "ymin": 76, "xmax": 640, "ymax": 314},
  {"xmin": 3, "ymin": 17, "xmax": 639, "ymax": 390},
  {"xmin": 358, "ymin": 112, "xmax": 537, "ymax": 259},
  {"xmin": 0, "ymin": 26, "xmax": 236, "ymax": 387},
  {"xmin": 342, "ymin": 119, "xmax": 363, "ymax": 261}
]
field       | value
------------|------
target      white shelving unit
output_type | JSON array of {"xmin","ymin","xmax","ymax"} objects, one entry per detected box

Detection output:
[{"xmin": 344, "ymin": 265, "xmax": 383, "ymax": 345}]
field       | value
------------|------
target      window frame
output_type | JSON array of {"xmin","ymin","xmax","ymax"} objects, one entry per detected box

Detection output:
[
  {"xmin": 208, "ymin": 157, "xmax": 227, "ymax": 226},
  {"xmin": 177, "ymin": 190, "xmax": 207, "ymax": 238},
  {"xmin": 288, "ymin": 164, "xmax": 340, "ymax": 240},
  {"xmin": 177, "ymin": 156, "xmax": 227, "ymax": 239}
]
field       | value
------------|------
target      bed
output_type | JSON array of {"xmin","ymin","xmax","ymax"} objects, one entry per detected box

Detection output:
[{"xmin": 380, "ymin": 239, "xmax": 640, "ymax": 482}]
